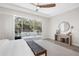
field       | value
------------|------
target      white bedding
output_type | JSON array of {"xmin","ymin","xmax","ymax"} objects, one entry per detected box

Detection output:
[{"xmin": 0, "ymin": 39, "xmax": 34, "ymax": 56}]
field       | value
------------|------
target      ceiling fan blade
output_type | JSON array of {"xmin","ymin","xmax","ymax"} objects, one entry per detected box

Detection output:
[
  {"xmin": 31, "ymin": 3, "xmax": 56, "ymax": 8},
  {"xmin": 37, "ymin": 4, "xmax": 56, "ymax": 8}
]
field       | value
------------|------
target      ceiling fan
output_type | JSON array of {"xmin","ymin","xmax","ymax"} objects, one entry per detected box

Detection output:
[{"xmin": 31, "ymin": 3, "xmax": 56, "ymax": 8}]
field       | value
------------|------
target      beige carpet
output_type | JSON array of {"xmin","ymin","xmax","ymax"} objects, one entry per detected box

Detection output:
[{"xmin": 34, "ymin": 40, "xmax": 79, "ymax": 56}]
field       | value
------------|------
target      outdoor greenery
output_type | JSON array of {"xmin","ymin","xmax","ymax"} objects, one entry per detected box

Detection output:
[{"xmin": 15, "ymin": 17, "xmax": 42, "ymax": 34}]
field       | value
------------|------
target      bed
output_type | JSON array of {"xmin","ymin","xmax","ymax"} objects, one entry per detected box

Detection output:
[{"xmin": 0, "ymin": 39, "xmax": 34, "ymax": 56}]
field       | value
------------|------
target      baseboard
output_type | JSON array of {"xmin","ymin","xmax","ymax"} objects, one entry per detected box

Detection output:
[{"xmin": 44, "ymin": 38, "xmax": 53, "ymax": 40}]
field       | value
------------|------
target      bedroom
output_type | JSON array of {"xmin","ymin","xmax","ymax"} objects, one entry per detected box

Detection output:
[{"xmin": 0, "ymin": 3, "xmax": 79, "ymax": 56}]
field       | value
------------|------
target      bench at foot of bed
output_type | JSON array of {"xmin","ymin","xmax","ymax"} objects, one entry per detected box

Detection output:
[{"xmin": 26, "ymin": 40, "xmax": 47, "ymax": 56}]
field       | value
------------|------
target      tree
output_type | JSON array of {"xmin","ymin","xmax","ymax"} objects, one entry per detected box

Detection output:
[{"xmin": 15, "ymin": 17, "xmax": 42, "ymax": 34}]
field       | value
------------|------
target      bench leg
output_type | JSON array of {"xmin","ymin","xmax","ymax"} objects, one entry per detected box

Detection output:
[{"xmin": 45, "ymin": 50, "xmax": 47, "ymax": 56}]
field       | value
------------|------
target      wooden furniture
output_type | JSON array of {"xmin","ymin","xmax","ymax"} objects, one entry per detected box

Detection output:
[
  {"xmin": 55, "ymin": 21, "xmax": 73, "ymax": 46},
  {"xmin": 26, "ymin": 41, "xmax": 47, "ymax": 56},
  {"xmin": 55, "ymin": 34, "xmax": 72, "ymax": 45}
]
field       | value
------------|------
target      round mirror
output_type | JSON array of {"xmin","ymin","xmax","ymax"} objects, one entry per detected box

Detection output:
[{"xmin": 58, "ymin": 21, "xmax": 70, "ymax": 33}]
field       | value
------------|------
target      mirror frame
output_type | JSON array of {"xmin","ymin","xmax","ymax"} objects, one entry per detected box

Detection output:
[{"xmin": 58, "ymin": 21, "xmax": 70, "ymax": 32}]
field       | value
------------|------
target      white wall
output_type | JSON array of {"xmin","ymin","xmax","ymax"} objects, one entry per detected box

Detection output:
[
  {"xmin": 0, "ymin": 7, "xmax": 49, "ymax": 40},
  {"xmin": 48, "ymin": 7, "xmax": 79, "ymax": 46},
  {"xmin": 42, "ymin": 19, "xmax": 50, "ymax": 39},
  {"xmin": 0, "ymin": 13, "xmax": 15, "ymax": 40}
]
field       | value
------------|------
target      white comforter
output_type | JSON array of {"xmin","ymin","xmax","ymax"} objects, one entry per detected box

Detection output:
[{"xmin": 0, "ymin": 39, "xmax": 34, "ymax": 56}]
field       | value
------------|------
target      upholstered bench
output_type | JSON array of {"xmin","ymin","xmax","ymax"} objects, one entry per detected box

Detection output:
[{"xmin": 26, "ymin": 41, "xmax": 47, "ymax": 56}]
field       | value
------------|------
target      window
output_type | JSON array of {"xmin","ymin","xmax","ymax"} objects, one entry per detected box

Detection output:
[{"xmin": 15, "ymin": 16, "xmax": 42, "ymax": 37}]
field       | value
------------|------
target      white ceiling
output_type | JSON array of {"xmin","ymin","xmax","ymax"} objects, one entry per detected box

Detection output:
[{"xmin": 0, "ymin": 3, "xmax": 79, "ymax": 18}]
